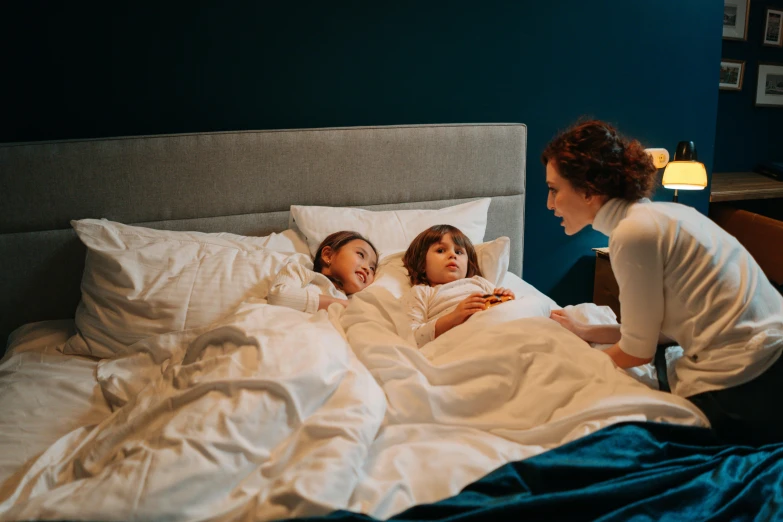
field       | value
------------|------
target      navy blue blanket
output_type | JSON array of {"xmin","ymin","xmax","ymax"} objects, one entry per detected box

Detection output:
[{"xmin": 295, "ymin": 422, "xmax": 783, "ymax": 521}]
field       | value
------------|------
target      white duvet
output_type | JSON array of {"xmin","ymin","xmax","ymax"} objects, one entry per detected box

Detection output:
[{"xmin": 0, "ymin": 282, "xmax": 708, "ymax": 521}]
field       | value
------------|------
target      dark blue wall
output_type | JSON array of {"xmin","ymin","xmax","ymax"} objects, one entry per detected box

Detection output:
[
  {"xmin": 1, "ymin": 2, "xmax": 723, "ymax": 306},
  {"xmin": 715, "ymin": 0, "xmax": 783, "ymax": 172}
]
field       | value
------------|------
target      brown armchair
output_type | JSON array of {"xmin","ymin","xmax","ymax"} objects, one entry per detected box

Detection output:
[{"xmin": 710, "ymin": 205, "xmax": 783, "ymax": 291}]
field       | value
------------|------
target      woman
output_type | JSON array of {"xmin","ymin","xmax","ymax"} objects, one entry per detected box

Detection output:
[{"xmin": 542, "ymin": 119, "xmax": 783, "ymax": 446}]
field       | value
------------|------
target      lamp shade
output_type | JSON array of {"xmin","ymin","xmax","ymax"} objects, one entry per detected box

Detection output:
[
  {"xmin": 662, "ymin": 140, "xmax": 707, "ymax": 191},
  {"xmin": 673, "ymin": 141, "xmax": 698, "ymax": 162},
  {"xmin": 662, "ymin": 161, "xmax": 708, "ymax": 190}
]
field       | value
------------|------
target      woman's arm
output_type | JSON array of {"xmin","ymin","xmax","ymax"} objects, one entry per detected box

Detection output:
[
  {"xmin": 603, "ymin": 342, "xmax": 652, "ymax": 368},
  {"xmin": 551, "ymin": 310, "xmax": 654, "ymax": 368},
  {"xmin": 551, "ymin": 310, "xmax": 623, "ymax": 344},
  {"xmin": 550, "ymin": 310, "xmax": 672, "ymax": 348},
  {"xmin": 608, "ymin": 217, "xmax": 667, "ymax": 363}
]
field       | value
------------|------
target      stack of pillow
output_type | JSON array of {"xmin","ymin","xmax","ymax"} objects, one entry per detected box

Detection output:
[
  {"xmin": 65, "ymin": 198, "xmax": 510, "ymax": 358},
  {"xmin": 289, "ymin": 198, "xmax": 510, "ymax": 292}
]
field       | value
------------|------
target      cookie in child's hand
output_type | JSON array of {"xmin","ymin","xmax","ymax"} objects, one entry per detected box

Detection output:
[{"xmin": 482, "ymin": 293, "xmax": 513, "ymax": 308}]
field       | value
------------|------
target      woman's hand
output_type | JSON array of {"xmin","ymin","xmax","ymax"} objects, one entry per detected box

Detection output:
[
  {"xmin": 550, "ymin": 309, "xmax": 588, "ymax": 340},
  {"xmin": 493, "ymin": 287, "xmax": 515, "ymax": 300},
  {"xmin": 435, "ymin": 293, "xmax": 486, "ymax": 338}
]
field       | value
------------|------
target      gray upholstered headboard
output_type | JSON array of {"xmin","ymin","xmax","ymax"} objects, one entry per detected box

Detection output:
[{"xmin": 1, "ymin": 123, "xmax": 527, "ymax": 349}]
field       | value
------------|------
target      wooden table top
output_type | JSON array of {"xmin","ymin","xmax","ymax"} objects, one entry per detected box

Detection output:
[{"xmin": 710, "ymin": 171, "xmax": 783, "ymax": 202}]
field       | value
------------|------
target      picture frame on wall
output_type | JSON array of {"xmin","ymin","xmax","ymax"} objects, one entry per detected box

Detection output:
[
  {"xmin": 720, "ymin": 59, "xmax": 745, "ymax": 90},
  {"xmin": 763, "ymin": 7, "xmax": 783, "ymax": 47},
  {"xmin": 723, "ymin": 0, "xmax": 750, "ymax": 40},
  {"xmin": 755, "ymin": 63, "xmax": 783, "ymax": 107}
]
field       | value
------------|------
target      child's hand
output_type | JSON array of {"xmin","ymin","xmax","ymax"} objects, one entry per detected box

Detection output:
[
  {"xmin": 452, "ymin": 293, "xmax": 488, "ymax": 322},
  {"xmin": 319, "ymin": 295, "xmax": 350, "ymax": 310},
  {"xmin": 550, "ymin": 309, "xmax": 586, "ymax": 338},
  {"xmin": 435, "ymin": 293, "xmax": 486, "ymax": 338},
  {"xmin": 482, "ymin": 288, "xmax": 515, "ymax": 308},
  {"xmin": 493, "ymin": 287, "xmax": 515, "ymax": 300}
]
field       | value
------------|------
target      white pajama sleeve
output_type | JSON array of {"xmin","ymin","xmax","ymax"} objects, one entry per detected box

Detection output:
[
  {"xmin": 611, "ymin": 216, "xmax": 665, "ymax": 360},
  {"xmin": 267, "ymin": 263, "xmax": 321, "ymax": 314},
  {"xmin": 405, "ymin": 288, "xmax": 438, "ymax": 348}
]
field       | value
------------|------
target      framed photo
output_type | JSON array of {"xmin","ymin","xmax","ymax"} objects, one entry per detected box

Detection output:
[
  {"xmin": 723, "ymin": 0, "xmax": 750, "ymax": 40},
  {"xmin": 720, "ymin": 59, "xmax": 745, "ymax": 90},
  {"xmin": 755, "ymin": 63, "xmax": 783, "ymax": 107},
  {"xmin": 763, "ymin": 7, "xmax": 783, "ymax": 47}
]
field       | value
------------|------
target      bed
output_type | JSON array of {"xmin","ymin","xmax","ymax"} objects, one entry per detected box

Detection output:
[{"xmin": 0, "ymin": 124, "xmax": 779, "ymax": 521}]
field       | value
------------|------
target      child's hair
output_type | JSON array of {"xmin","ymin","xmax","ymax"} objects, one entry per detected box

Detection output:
[
  {"xmin": 402, "ymin": 225, "xmax": 482, "ymax": 286},
  {"xmin": 313, "ymin": 230, "xmax": 378, "ymax": 273}
]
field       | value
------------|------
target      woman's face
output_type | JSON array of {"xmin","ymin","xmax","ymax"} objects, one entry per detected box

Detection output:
[{"xmin": 546, "ymin": 161, "xmax": 601, "ymax": 236}]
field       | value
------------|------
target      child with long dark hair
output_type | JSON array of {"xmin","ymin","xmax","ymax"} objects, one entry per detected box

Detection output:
[
  {"xmin": 268, "ymin": 231, "xmax": 378, "ymax": 312},
  {"xmin": 402, "ymin": 225, "xmax": 514, "ymax": 348}
]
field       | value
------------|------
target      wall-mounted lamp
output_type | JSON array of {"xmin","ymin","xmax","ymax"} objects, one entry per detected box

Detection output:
[{"xmin": 661, "ymin": 141, "xmax": 707, "ymax": 202}]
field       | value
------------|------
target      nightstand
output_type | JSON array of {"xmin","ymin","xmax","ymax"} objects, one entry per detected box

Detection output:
[{"xmin": 592, "ymin": 247, "xmax": 621, "ymax": 320}]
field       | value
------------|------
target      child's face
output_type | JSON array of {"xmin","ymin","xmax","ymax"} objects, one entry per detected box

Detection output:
[
  {"xmin": 321, "ymin": 239, "xmax": 378, "ymax": 295},
  {"xmin": 425, "ymin": 233, "xmax": 469, "ymax": 286}
]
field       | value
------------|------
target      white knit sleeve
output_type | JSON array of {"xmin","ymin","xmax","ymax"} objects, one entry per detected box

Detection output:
[
  {"xmin": 611, "ymin": 215, "xmax": 665, "ymax": 360},
  {"xmin": 267, "ymin": 263, "xmax": 321, "ymax": 314},
  {"xmin": 405, "ymin": 286, "xmax": 438, "ymax": 348}
]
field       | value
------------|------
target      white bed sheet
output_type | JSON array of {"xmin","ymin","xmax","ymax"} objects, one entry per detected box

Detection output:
[
  {"xmin": 0, "ymin": 274, "xmax": 704, "ymax": 521},
  {"xmin": 0, "ymin": 321, "xmax": 111, "ymax": 488},
  {"xmin": 340, "ymin": 273, "xmax": 707, "ymax": 517},
  {"xmin": 502, "ymin": 272, "xmax": 683, "ymax": 391},
  {"xmin": 0, "ymin": 300, "xmax": 387, "ymax": 521}
]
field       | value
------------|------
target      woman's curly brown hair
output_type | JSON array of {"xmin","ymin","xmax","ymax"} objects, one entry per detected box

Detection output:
[
  {"xmin": 402, "ymin": 225, "xmax": 482, "ymax": 286},
  {"xmin": 541, "ymin": 119, "xmax": 657, "ymax": 201}
]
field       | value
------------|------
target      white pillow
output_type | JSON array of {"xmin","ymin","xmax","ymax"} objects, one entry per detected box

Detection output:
[
  {"xmin": 65, "ymin": 219, "xmax": 311, "ymax": 358},
  {"xmin": 475, "ymin": 236, "xmax": 510, "ymax": 288},
  {"xmin": 371, "ymin": 236, "xmax": 511, "ymax": 299},
  {"xmin": 499, "ymin": 272, "xmax": 560, "ymax": 311},
  {"xmin": 289, "ymin": 199, "xmax": 491, "ymax": 259},
  {"xmin": 214, "ymin": 228, "xmax": 311, "ymax": 256}
]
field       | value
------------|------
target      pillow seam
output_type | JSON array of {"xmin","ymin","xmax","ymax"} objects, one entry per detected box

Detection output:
[{"xmin": 76, "ymin": 223, "xmax": 263, "ymax": 252}]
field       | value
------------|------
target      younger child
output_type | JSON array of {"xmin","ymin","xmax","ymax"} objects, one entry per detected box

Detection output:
[
  {"xmin": 268, "ymin": 231, "xmax": 378, "ymax": 313},
  {"xmin": 402, "ymin": 224, "xmax": 514, "ymax": 348}
]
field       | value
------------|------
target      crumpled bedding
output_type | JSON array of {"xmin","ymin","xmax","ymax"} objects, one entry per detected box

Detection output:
[
  {"xmin": 0, "ymin": 288, "xmax": 708, "ymax": 521},
  {"xmin": 0, "ymin": 321, "xmax": 111, "ymax": 487},
  {"xmin": 339, "ymin": 287, "xmax": 707, "ymax": 517},
  {"xmin": 0, "ymin": 301, "xmax": 385, "ymax": 521}
]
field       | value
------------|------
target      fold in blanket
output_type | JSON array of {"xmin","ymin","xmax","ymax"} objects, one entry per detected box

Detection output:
[
  {"xmin": 337, "ymin": 288, "xmax": 709, "ymax": 518},
  {"xmin": 289, "ymin": 422, "xmax": 783, "ymax": 521},
  {"xmin": 0, "ymin": 301, "xmax": 386, "ymax": 521},
  {"xmin": 0, "ymin": 287, "xmax": 711, "ymax": 521}
]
